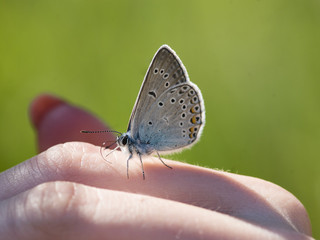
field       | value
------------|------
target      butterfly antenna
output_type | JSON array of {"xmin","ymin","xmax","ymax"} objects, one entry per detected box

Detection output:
[{"xmin": 81, "ymin": 130, "xmax": 122, "ymax": 135}]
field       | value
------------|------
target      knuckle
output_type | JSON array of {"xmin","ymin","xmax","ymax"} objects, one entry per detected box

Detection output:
[
  {"xmin": 37, "ymin": 143, "xmax": 85, "ymax": 177},
  {"xmin": 24, "ymin": 182, "xmax": 78, "ymax": 233}
]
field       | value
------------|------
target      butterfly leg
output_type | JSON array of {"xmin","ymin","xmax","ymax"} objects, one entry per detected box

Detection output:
[
  {"xmin": 138, "ymin": 153, "xmax": 145, "ymax": 180},
  {"xmin": 126, "ymin": 154, "xmax": 133, "ymax": 179},
  {"xmin": 100, "ymin": 145, "xmax": 120, "ymax": 163},
  {"xmin": 156, "ymin": 151, "xmax": 173, "ymax": 169}
]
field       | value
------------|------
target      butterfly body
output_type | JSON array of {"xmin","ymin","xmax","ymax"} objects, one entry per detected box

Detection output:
[
  {"xmin": 116, "ymin": 45, "xmax": 205, "ymax": 179},
  {"xmin": 117, "ymin": 131, "xmax": 154, "ymax": 156}
]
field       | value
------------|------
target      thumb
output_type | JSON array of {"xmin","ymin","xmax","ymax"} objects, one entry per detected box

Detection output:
[{"xmin": 29, "ymin": 94, "xmax": 116, "ymax": 152}]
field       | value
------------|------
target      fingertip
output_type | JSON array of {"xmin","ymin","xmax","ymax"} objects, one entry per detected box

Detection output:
[
  {"xmin": 29, "ymin": 94, "xmax": 65, "ymax": 130},
  {"xmin": 29, "ymin": 94, "xmax": 116, "ymax": 152}
]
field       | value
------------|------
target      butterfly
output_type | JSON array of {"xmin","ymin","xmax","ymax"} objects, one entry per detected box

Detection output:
[{"xmin": 83, "ymin": 45, "xmax": 205, "ymax": 179}]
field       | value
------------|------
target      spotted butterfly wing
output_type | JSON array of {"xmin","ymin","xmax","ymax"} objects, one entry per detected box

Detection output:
[{"xmin": 128, "ymin": 45, "xmax": 205, "ymax": 154}]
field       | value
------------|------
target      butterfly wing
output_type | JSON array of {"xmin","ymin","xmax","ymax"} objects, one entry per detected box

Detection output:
[
  {"xmin": 138, "ymin": 83, "xmax": 205, "ymax": 153},
  {"xmin": 128, "ymin": 45, "xmax": 205, "ymax": 153},
  {"xmin": 128, "ymin": 45, "xmax": 188, "ymax": 132}
]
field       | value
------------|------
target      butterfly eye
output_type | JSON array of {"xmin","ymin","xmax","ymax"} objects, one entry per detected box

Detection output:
[{"xmin": 122, "ymin": 136, "xmax": 128, "ymax": 145}]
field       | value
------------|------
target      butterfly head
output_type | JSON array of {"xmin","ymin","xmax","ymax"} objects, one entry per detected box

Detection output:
[
  {"xmin": 117, "ymin": 132, "xmax": 135, "ymax": 155},
  {"xmin": 117, "ymin": 133, "xmax": 129, "ymax": 147}
]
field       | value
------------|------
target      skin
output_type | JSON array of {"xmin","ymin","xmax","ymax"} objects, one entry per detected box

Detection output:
[{"xmin": 0, "ymin": 94, "xmax": 313, "ymax": 240}]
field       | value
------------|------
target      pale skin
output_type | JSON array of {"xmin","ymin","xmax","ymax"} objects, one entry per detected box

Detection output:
[{"xmin": 0, "ymin": 94, "xmax": 313, "ymax": 239}]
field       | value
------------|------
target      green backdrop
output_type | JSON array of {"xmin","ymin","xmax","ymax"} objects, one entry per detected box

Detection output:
[{"xmin": 1, "ymin": 1, "xmax": 319, "ymax": 237}]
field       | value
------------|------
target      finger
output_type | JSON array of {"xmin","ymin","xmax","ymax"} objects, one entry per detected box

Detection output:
[
  {"xmin": 0, "ymin": 181, "xmax": 310, "ymax": 240},
  {"xmin": 0, "ymin": 142, "xmax": 311, "ymax": 235},
  {"xmin": 29, "ymin": 94, "xmax": 116, "ymax": 152}
]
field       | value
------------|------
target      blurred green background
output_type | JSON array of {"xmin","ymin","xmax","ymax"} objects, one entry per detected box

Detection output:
[{"xmin": 0, "ymin": 0, "xmax": 319, "ymax": 237}]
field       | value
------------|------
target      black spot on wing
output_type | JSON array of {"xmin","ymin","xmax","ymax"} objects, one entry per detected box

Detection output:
[{"xmin": 148, "ymin": 91, "xmax": 157, "ymax": 98}]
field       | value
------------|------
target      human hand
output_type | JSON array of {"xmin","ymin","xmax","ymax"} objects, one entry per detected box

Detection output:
[{"xmin": 0, "ymin": 94, "xmax": 313, "ymax": 239}]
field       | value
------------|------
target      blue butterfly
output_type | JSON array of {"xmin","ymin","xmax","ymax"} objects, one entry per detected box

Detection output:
[{"xmin": 83, "ymin": 45, "xmax": 205, "ymax": 179}]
